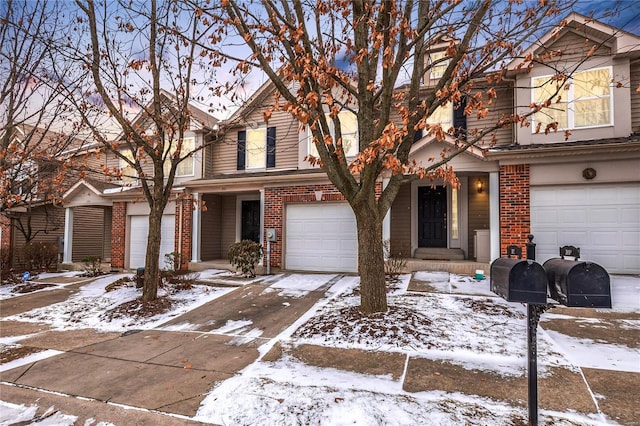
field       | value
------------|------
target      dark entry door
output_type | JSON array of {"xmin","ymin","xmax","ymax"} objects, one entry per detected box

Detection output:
[
  {"xmin": 241, "ymin": 200, "xmax": 260, "ymax": 242},
  {"xmin": 418, "ymin": 186, "xmax": 447, "ymax": 247}
]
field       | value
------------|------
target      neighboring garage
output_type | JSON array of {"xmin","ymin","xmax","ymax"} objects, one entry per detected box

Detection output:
[
  {"xmin": 285, "ymin": 203, "xmax": 358, "ymax": 273},
  {"xmin": 531, "ymin": 183, "xmax": 640, "ymax": 274},
  {"xmin": 129, "ymin": 215, "xmax": 176, "ymax": 269}
]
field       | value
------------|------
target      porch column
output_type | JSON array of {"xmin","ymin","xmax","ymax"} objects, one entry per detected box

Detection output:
[
  {"xmin": 191, "ymin": 193, "xmax": 202, "ymax": 263},
  {"xmin": 489, "ymin": 171, "xmax": 500, "ymax": 262},
  {"xmin": 63, "ymin": 207, "xmax": 73, "ymax": 263},
  {"xmin": 382, "ymin": 178, "xmax": 391, "ymax": 246}
]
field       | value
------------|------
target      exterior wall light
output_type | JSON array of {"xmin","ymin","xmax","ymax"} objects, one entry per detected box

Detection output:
[{"xmin": 476, "ymin": 179, "xmax": 484, "ymax": 193}]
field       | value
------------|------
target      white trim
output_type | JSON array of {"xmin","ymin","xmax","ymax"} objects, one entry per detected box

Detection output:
[
  {"xmin": 382, "ymin": 178, "xmax": 391, "ymax": 246},
  {"xmin": 191, "ymin": 193, "xmax": 202, "ymax": 263},
  {"xmin": 489, "ymin": 172, "xmax": 500, "ymax": 262},
  {"xmin": 63, "ymin": 207, "xmax": 73, "ymax": 264}
]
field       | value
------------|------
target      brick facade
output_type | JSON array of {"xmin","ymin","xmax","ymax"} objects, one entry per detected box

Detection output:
[
  {"xmin": 264, "ymin": 184, "xmax": 347, "ymax": 268},
  {"xmin": 177, "ymin": 195, "xmax": 193, "ymax": 270},
  {"xmin": 110, "ymin": 202, "xmax": 127, "ymax": 269},
  {"xmin": 499, "ymin": 164, "xmax": 530, "ymax": 258},
  {"xmin": 263, "ymin": 182, "xmax": 383, "ymax": 268}
]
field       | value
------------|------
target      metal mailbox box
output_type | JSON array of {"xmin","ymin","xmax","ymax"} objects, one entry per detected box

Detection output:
[
  {"xmin": 490, "ymin": 258, "xmax": 547, "ymax": 304},
  {"xmin": 543, "ymin": 259, "xmax": 611, "ymax": 308}
]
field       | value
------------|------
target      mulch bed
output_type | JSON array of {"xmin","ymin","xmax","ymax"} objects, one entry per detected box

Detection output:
[{"xmin": 100, "ymin": 297, "xmax": 174, "ymax": 321}]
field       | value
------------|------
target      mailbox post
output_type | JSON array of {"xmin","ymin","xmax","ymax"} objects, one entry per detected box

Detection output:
[{"xmin": 491, "ymin": 237, "xmax": 612, "ymax": 426}]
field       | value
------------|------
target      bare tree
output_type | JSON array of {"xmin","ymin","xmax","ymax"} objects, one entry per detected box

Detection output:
[
  {"xmin": 203, "ymin": 0, "xmax": 582, "ymax": 313},
  {"xmin": 66, "ymin": 0, "xmax": 216, "ymax": 301},
  {"xmin": 1, "ymin": 0, "xmax": 85, "ymax": 251}
]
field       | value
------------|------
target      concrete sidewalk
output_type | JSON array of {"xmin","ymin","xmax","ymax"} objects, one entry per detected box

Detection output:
[
  {"xmin": 1, "ymin": 275, "xmax": 638, "ymax": 425},
  {"xmin": 1, "ymin": 279, "xmax": 332, "ymax": 424}
]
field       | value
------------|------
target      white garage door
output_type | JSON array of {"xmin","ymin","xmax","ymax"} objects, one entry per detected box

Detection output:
[
  {"xmin": 285, "ymin": 203, "xmax": 358, "ymax": 273},
  {"xmin": 129, "ymin": 215, "xmax": 175, "ymax": 269},
  {"xmin": 531, "ymin": 184, "xmax": 640, "ymax": 274}
]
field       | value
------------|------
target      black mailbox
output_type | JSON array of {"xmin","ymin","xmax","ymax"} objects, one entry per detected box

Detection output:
[
  {"xmin": 543, "ymin": 259, "xmax": 611, "ymax": 308},
  {"xmin": 490, "ymin": 258, "xmax": 548, "ymax": 304}
]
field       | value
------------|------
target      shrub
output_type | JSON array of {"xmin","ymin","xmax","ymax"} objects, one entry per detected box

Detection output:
[
  {"xmin": 82, "ymin": 256, "xmax": 102, "ymax": 277},
  {"xmin": 22, "ymin": 242, "xmax": 58, "ymax": 272},
  {"xmin": 163, "ymin": 251, "xmax": 181, "ymax": 272},
  {"xmin": 228, "ymin": 240, "xmax": 262, "ymax": 277},
  {"xmin": 383, "ymin": 239, "xmax": 409, "ymax": 282}
]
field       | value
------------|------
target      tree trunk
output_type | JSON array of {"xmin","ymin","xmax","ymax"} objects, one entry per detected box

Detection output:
[
  {"xmin": 142, "ymin": 203, "xmax": 164, "ymax": 302},
  {"xmin": 354, "ymin": 203, "xmax": 387, "ymax": 314}
]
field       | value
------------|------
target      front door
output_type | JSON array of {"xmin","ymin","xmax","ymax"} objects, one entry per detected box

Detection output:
[
  {"xmin": 241, "ymin": 200, "xmax": 260, "ymax": 242},
  {"xmin": 418, "ymin": 186, "xmax": 447, "ymax": 247}
]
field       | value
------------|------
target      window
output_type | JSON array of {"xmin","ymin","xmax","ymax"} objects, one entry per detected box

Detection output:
[
  {"xmin": 120, "ymin": 149, "xmax": 138, "ymax": 184},
  {"xmin": 532, "ymin": 67, "xmax": 612, "ymax": 131},
  {"xmin": 237, "ymin": 127, "xmax": 276, "ymax": 170},
  {"xmin": 427, "ymin": 103, "xmax": 453, "ymax": 129},
  {"xmin": 163, "ymin": 137, "xmax": 195, "ymax": 177},
  {"xmin": 429, "ymin": 51, "xmax": 448, "ymax": 80},
  {"xmin": 308, "ymin": 111, "xmax": 359, "ymax": 158}
]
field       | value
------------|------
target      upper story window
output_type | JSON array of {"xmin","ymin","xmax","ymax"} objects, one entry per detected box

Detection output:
[
  {"xmin": 308, "ymin": 111, "xmax": 359, "ymax": 158},
  {"xmin": 119, "ymin": 149, "xmax": 138, "ymax": 184},
  {"xmin": 429, "ymin": 51, "xmax": 448, "ymax": 80},
  {"xmin": 164, "ymin": 137, "xmax": 195, "ymax": 177},
  {"xmin": 418, "ymin": 97, "xmax": 466, "ymax": 140},
  {"xmin": 237, "ymin": 126, "xmax": 276, "ymax": 170},
  {"xmin": 532, "ymin": 67, "xmax": 612, "ymax": 131}
]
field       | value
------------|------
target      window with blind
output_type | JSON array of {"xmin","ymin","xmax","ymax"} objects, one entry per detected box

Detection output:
[{"xmin": 532, "ymin": 67, "xmax": 612, "ymax": 131}]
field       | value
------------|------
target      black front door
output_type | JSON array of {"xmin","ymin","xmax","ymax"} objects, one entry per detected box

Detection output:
[
  {"xmin": 418, "ymin": 186, "xmax": 447, "ymax": 247},
  {"xmin": 241, "ymin": 200, "xmax": 260, "ymax": 242}
]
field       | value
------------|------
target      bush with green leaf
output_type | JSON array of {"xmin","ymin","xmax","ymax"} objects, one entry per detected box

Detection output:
[{"xmin": 228, "ymin": 240, "xmax": 262, "ymax": 277}]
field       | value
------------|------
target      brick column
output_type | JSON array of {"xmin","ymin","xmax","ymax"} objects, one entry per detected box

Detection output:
[
  {"xmin": 178, "ymin": 195, "xmax": 193, "ymax": 270},
  {"xmin": 499, "ymin": 164, "xmax": 530, "ymax": 258},
  {"xmin": 111, "ymin": 202, "xmax": 127, "ymax": 269}
]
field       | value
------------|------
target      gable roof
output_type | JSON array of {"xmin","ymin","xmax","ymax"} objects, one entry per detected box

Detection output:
[{"xmin": 508, "ymin": 12, "xmax": 640, "ymax": 71}]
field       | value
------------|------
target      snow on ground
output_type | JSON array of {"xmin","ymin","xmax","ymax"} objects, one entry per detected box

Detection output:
[
  {"xmin": 3, "ymin": 273, "xmax": 235, "ymax": 332},
  {"xmin": 2, "ymin": 270, "xmax": 638, "ymax": 425},
  {"xmin": 0, "ymin": 271, "xmax": 85, "ymax": 300}
]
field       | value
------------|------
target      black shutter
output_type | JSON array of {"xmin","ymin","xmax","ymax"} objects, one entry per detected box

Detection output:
[
  {"xmin": 266, "ymin": 126, "xmax": 276, "ymax": 168},
  {"xmin": 453, "ymin": 96, "xmax": 467, "ymax": 140},
  {"xmin": 237, "ymin": 130, "xmax": 246, "ymax": 170},
  {"xmin": 413, "ymin": 128, "xmax": 423, "ymax": 142}
]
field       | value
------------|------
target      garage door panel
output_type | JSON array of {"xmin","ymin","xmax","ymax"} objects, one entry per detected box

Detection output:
[
  {"xmin": 129, "ymin": 215, "xmax": 175, "ymax": 269},
  {"xmin": 622, "ymin": 208, "xmax": 640, "ymax": 224},
  {"xmin": 622, "ymin": 232, "xmax": 640, "ymax": 247},
  {"xmin": 285, "ymin": 203, "xmax": 357, "ymax": 273},
  {"xmin": 531, "ymin": 184, "xmax": 640, "ymax": 274}
]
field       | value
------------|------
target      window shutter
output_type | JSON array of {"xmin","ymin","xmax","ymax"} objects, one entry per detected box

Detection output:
[
  {"xmin": 413, "ymin": 128, "xmax": 423, "ymax": 142},
  {"xmin": 237, "ymin": 130, "xmax": 246, "ymax": 170},
  {"xmin": 266, "ymin": 126, "xmax": 276, "ymax": 168},
  {"xmin": 453, "ymin": 97, "xmax": 467, "ymax": 140}
]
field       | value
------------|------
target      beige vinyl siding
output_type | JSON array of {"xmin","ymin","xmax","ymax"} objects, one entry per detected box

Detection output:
[
  {"xmin": 11, "ymin": 205, "xmax": 65, "ymax": 268},
  {"xmin": 72, "ymin": 206, "xmax": 108, "ymax": 262},
  {"xmin": 546, "ymin": 31, "xmax": 611, "ymax": 63},
  {"xmin": 212, "ymin": 107, "xmax": 301, "ymax": 175},
  {"xmin": 201, "ymin": 194, "xmax": 222, "ymax": 260},
  {"xmin": 467, "ymin": 176, "xmax": 490, "ymax": 260},
  {"xmin": 390, "ymin": 182, "xmax": 412, "ymax": 256},
  {"xmin": 220, "ymin": 195, "xmax": 237, "ymax": 257},
  {"xmin": 103, "ymin": 207, "xmax": 112, "ymax": 261},
  {"xmin": 631, "ymin": 60, "xmax": 640, "ymax": 133},
  {"xmin": 466, "ymin": 85, "xmax": 514, "ymax": 147}
]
